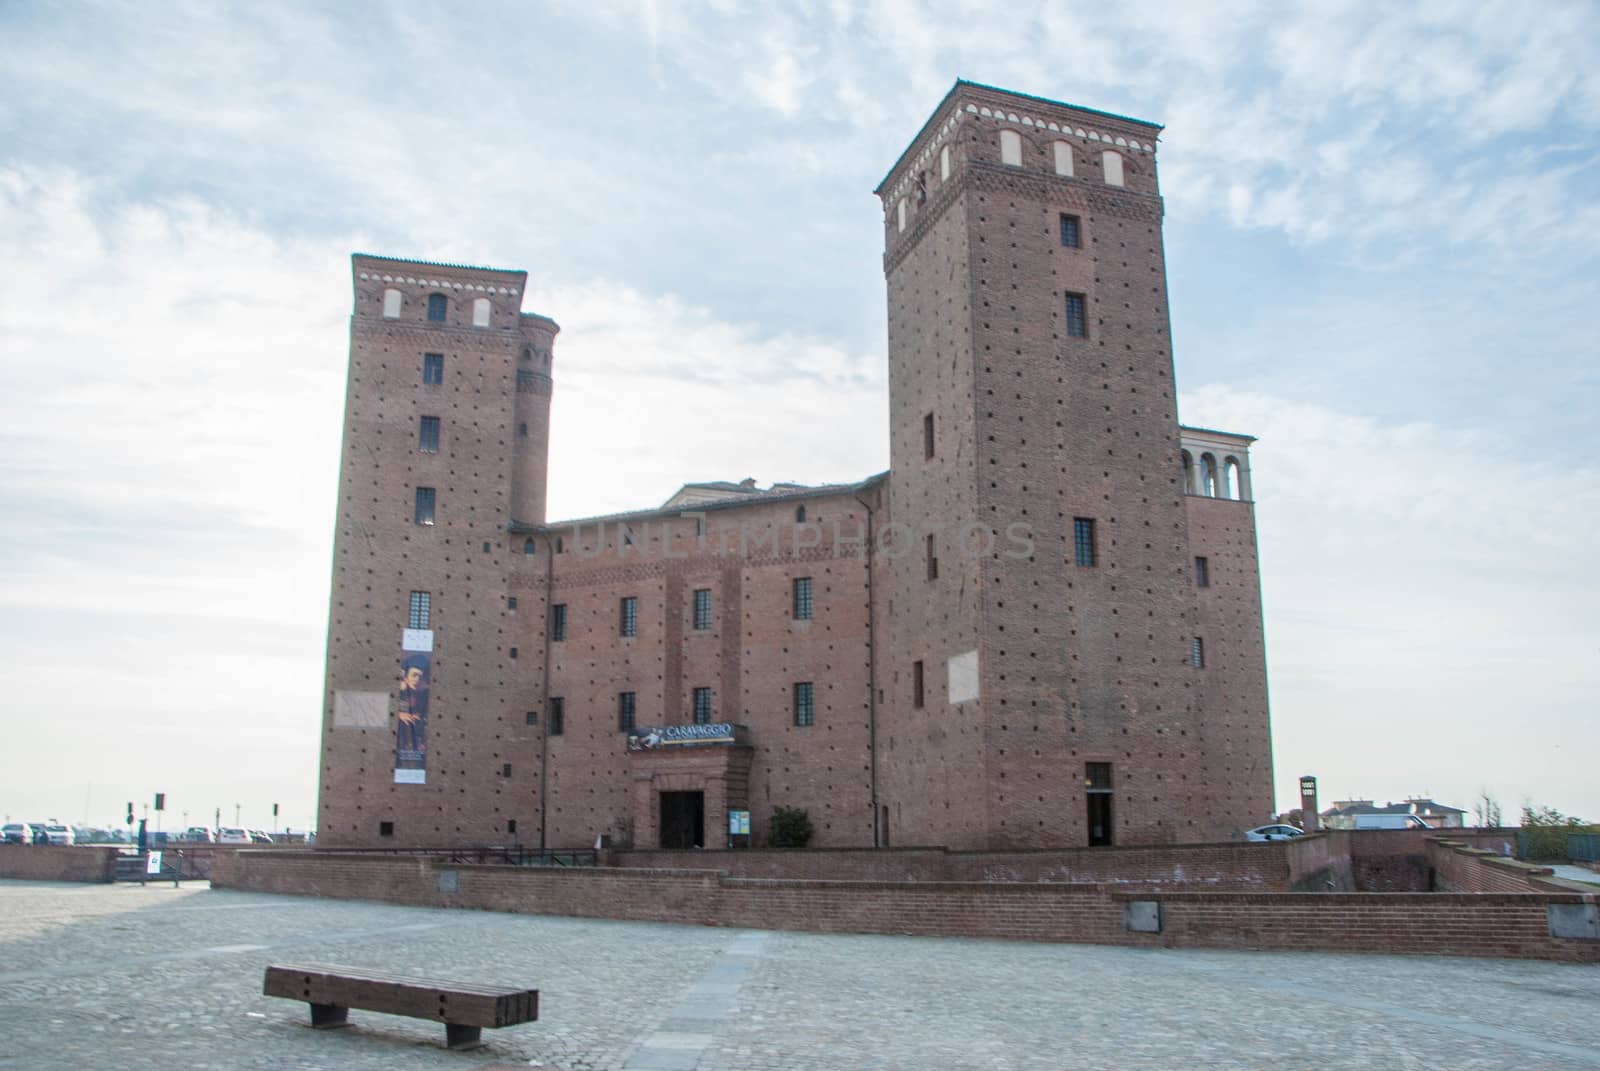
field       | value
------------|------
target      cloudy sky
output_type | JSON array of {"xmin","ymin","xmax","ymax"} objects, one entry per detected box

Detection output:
[{"xmin": 2, "ymin": 1, "xmax": 1596, "ymax": 833}]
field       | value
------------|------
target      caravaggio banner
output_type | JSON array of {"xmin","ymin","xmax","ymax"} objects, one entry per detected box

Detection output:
[{"xmin": 394, "ymin": 629, "xmax": 432, "ymax": 784}]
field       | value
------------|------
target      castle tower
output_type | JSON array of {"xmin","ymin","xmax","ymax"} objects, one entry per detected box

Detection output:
[
  {"xmin": 873, "ymin": 82, "xmax": 1272, "ymax": 848},
  {"xmin": 317, "ymin": 255, "xmax": 558, "ymax": 848}
]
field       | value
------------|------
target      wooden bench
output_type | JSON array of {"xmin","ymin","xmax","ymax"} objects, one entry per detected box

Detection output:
[{"xmin": 263, "ymin": 963, "xmax": 538, "ymax": 1050}]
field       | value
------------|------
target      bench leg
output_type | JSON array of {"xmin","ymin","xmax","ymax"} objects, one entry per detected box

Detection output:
[
  {"xmin": 309, "ymin": 1003, "xmax": 349, "ymax": 1029},
  {"xmin": 445, "ymin": 1023, "xmax": 483, "ymax": 1050}
]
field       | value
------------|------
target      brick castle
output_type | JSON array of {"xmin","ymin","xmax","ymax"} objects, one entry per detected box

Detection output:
[{"xmin": 317, "ymin": 81, "xmax": 1272, "ymax": 852}]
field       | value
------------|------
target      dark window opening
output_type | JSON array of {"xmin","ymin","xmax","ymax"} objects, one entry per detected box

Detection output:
[
  {"xmin": 519, "ymin": 422, "xmax": 528, "ymax": 438},
  {"xmin": 551, "ymin": 603, "xmax": 567, "ymax": 642},
  {"xmin": 620, "ymin": 596, "xmax": 637, "ymax": 637},
  {"xmin": 501, "ymin": 763, "xmax": 512, "ymax": 778},
  {"xmin": 693, "ymin": 686, "xmax": 712, "ymax": 724},
  {"xmin": 508, "ymin": 647, "xmax": 517, "ymax": 659},
  {"xmin": 924, "ymin": 412, "xmax": 935, "ymax": 459},
  {"xmin": 693, "ymin": 588, "xmax": 711, "ymax": 631},
  {"xmin": 795, "ymin": 505, "xmax": 806, "ymax": 523},
  {"xmin": 927, "ymin": 533, "xmax": 939, "ymax": 580},
  {"xmin": 912, "ymin": 660, "xmax": 925, "ymax": 709},
  {"xmin": 1195, "ymin": 556, "xmax": 1210, "ymax": 588},
  {"xmin": 427, "ymin": 293, "xmax": 447, "ymax": 321},
  {"xmin": 619, "ymin": 691, "xmax": 636, "ymax": 732},
  {"xmin": 523, "ymin": 538, "xmax": 536, "ymax": 555},
  {"xmin": 422, "ymin": 353, "xmax": 444, "ymax": 384},
  {"xmin": 379, "ymin": 821, "xmax": 394, "ymax": 837},
  {"xmin": 794, "ymin": 681, "xmax": 814, "ymax": 726},
  {"xmin": 1065, "ymin": 292, "xmax": 1087, "ymax": 338},
  {"xmin": 1073, "ymin": 517, "xmax": 1096, "ymax": 567},
  {"xmin": 414, "ymin": 487, "xmax": 436, "ymax": 526},
  {"xmin": 793, "ymin": 576, "xmax": 813, "ymax": 620},
  {"xmin": 418, "ymin": 415, "xmax": 440, "ymax": 453},
  {"xmin": 525, "ymin": 710, "xmax": 537, "ymax": 725},
  {"xmin": 507, "ymin": 596, "xmax": 517, "ymax": 610},
  {"xmin": 1059, "ymin": 213, "xmax": 1081, "ymax": 248},
  {"xmin": 1087, "ymin": 762, "xmax": 1113, "ymax": 846},
  {"xmin": 507, "ymin": 819, "xmax": 517, "ymax": 835},
  {"xmin": 549, "ymin": 697, "xmax": 564, "ymax": 736}
]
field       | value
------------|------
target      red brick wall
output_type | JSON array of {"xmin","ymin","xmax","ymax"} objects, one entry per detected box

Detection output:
[
  {"xmin": 1427, "ymin": 839, "xmax": 1563, "ymax": 893},
  {"xmin": 213, "ymin": 850, "xmax": 1598, "ymax": 962},
  {"xmin": 0, "ymin": 845, "xmax": 119, "ymax": 882},
  {"xmin": 614, "ymin": 841, "xmax": 1293, "ymax": 889}
]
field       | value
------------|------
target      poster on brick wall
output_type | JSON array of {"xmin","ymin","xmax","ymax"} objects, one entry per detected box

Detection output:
[{"xmin": 394, "ymin": 629, "xmax": 432, "ymax": 784}]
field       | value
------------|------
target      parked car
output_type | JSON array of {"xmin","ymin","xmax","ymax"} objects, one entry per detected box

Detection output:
[
  {"xmin": 248, "ymin": 830, "xmax": 274, "ymax": 844},
  {"xmin": 42, "ymin": 823, "xmax": 75, "ymax": 846},
  {"xmin": 217, "ymin": 828, "xmax": 251, "ymax": 844},
  {"xmin": 2, "ymin": 823, "xmax": 29, "ymax": 844},
  {"xmin": 1353, "ymin": 814, "xmax": 1429, "ymax": 830},
  {"xmin": 182, "ymin": 827, "xmax": 215, "ymax": 843},
  {"xmin": 1245, "ymin": 823, "xmax": 1305, "ymax": 842}
]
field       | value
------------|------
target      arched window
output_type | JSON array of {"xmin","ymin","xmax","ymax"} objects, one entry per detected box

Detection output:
[
  {"xmin": 1201, "ymin": 454, "xmax": 1218, "ymax": 497},
  {"xmin": 427, "ymin": 293, "xmax": 448, "ymax": 322},
  {"xmin": 939, "ymin": 144, "xmax": 951, "ymax": 181},
  {"xmin": 1219, "ymin": 458, "xmax": 1234, "ymax": 499},
  {"xmin": 382, "ymin": 288, "xmax": 402, "ymax": 319},
  {"xmin": 1224, "ymin": 457, "xmax": 1244, "ymax": 501},
  {"xmin": 1053, "ymin": 141, "xmax": 1074, "ymax": 177},
  {"xmin": 1000, "ymin": 129, "xmax": 1022, "ymax": 167},
  {"xmin": 896, "ymin": 198, "xmax": 907, "ymax": 233},
  {"xmin": 795, "ymin": 505, "xmax": 806, "ymax": 524},
  {"xmin": 522, "ymin": 538, "xmax": 536, "ymax": 556},
  {"xmin": 472, "ymin": 297, "xmax": 491, "ymax": 327},
  {"xmin": 1102, "ymin": 150, "xmax": 1125, "ymax": 187},
  {"xmin": 1180, "ymin": 450, "xmax": 1193, "ymax": 494}
]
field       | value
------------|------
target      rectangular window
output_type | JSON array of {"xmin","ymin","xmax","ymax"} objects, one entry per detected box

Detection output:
[
  {"xmin": 407, "ymin": 591, "xmax": 430, "ymax": 630},
  {"xmin": 926, "ymin": 533, "xmax": 939, "ymax": 581},
  {"xmin": 1065, "ymin": 292, "xmax": 1087, "ymax": 338},
  {"xmin": 506, "ymin": 596, "xmax": 517, "ymax": 610},
  {"xmin": 1059, "ymin": 213, "xmax": 1081, "ymax": 248},
  {"xmin": 793, "ymin": 577, "xmax": 813, "ymax": 620},
  {"xmin": 912, "ymin": 660, "xmax": 925, "ymax": 709},
  {"xmin": 1191, "ymin": 637, "xmax": 1205, "ymax": 669},
  {"xmin": 1195, "ymin": 556, "xmax": 1210, "ymax": 588},
  {"xmin": 427, "ymin": 293, "xmax": 447, "ymax": 321},
  {"xmin": 693, "ymin": 686, "xmax": 712, "ymax": 724},
  {"xmin": 620, "ymin": 596, "xmax": 637, "ymax": 637},
  {"xmin": 923, "ymin": 413, "xmax": 935, "ymax": 459},
  {"xmin": 693, "ymin": 588, "xmax": 712, "ymax": 631},
  {"xmin": 794, "ymin": 681, "xmax": 814, "ymax": 727},
  {"xmin": 549, "ymin": 697, "xmax": 564, "ymax": 736},
  {"xmin": 418, "ymin": 415, "xmax": 440, "ymax": 453},
  {"xmin": 422, "ymin": 353, "xmax": 444, "ymax": 384},
  {"xmin": 1073, "ymin": 518, "xmax": 1096, "ymax": 567},
  {"xmin": 551, "ymin": 603, "xmax": 566, "ymax": 642},
  {"xmin": 525, "ymin": 710, "xmax": 537, "ymax": 726},
  {"xmin": 1087, "ymin": 762, "xmax": 1113, "ymax": 847},
  {"xmin": 618, "ymin": 691, "xmax": 636, "ymax": 732},
  {"xmin": 414, "ymin": 487, "xmax": 436, "ymax": 526},
  {"xmin": 501, "ymin": 763, "xmax": 512, "ymax": 778},
  {"xmin": 379, "ymin": 821, "xmax": 394, "ymax": 837}
]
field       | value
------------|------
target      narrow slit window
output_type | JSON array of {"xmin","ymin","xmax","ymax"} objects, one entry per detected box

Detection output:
[
  {"xmin": 927, "ymin": 533, "xmax": 938, "ymax": 581},
  {"xmin": 793, "ymin": 577, "xmax": 813, "ymax": 620},
  {"xmin": 1073, "ymin": 518, "xmax": 1096, "ymax": 567},
  {"xmin": 620, "ymin": 596, "xmax": 637, "ymax": 637},
  {"xmin": 1195, "ymin": 556, "xmax": 1210, "ymax": 588},
  {"xmin": 551, "ymin": 603, "xmax": 567, "ymax": 642},
  {"xmin": 912, "ymin": 660, "xmax": 925, "ymax": 708},
  {"xmin": 924, "ymin": 413, "xmax": 935, "ymax": 459},
  {"xmin": 618, "ymin": 691, "xmax": 636, "ymax": 732},
  {"xmin": 1065, "ymin": 292, "xmax": 1087, "ymax": 338},
  {"xmin": 793, "ymin": 681, "xmax": 814, "ymax": 727},
  {"xmin": 549, "ymin": 697, "xmax": 564, "ymax": 735},
  {"xmin": 693, "ymin": 588, "xmax": 711, "ymax": 631},
  {"xmin": 693, "ymin": 686, "xmax": 712, "ymax": 724},
  {"xmin": 1191, "ymin": 637, "xmax": 1205, "ymax": 668}
]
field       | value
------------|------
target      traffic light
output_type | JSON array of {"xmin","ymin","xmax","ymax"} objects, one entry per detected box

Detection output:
[
  {"xmin": 272, "ymin": 803, "xmax": 279, "ymax": 818},
  {"xmin": 126, "ymin": 802, "xmax": 134, "ymax": 825},
  {"xmin": 154, "ymin": 793, "xmax": 166, "ymax": 812}
]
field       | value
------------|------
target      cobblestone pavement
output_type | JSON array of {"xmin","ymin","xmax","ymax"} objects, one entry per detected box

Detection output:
[{"xmin": 0, "ymin": 880, "xmax": 1596, "ymax": 1070}]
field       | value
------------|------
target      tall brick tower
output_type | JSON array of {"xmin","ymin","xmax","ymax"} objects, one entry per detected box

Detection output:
[
  {"xmin": 873, "ymin": 81, "xmax": 1272, "ymax": 848},
  {"xmin": 317, "ymin": 255, "xmax": 558, "ymax": 847}
]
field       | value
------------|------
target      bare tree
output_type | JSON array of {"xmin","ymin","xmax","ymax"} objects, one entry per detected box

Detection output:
[{"xmin": 1472, "ymin": 789, "xmax": 1502, "ymax": 828}]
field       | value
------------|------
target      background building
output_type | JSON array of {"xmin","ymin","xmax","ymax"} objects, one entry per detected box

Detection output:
[{"xmin": 317, "ymin": 81, "xmax": 1273, "ymax": 851}]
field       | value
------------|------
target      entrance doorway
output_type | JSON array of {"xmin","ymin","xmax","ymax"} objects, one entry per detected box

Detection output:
[{"xmin": 659, "ymin": 790, "xmax": 704, "ymax": 849}]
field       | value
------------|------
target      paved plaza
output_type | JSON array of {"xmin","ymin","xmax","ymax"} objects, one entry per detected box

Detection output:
[{"xmin": 0, "ymin": 880, "xmax": 1596, "ymax": 1070}]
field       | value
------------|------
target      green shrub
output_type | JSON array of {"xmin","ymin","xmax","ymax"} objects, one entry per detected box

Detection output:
[
  {"xmin": 767, "ymin": 806, "xmax": 814, "ymax": 849},
  {"xmin": 1518, "ymin": 805, "xmax": 1595, "ymax": 861}
]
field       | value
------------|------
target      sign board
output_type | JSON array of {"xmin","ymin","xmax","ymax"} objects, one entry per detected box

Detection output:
[
  {"xmin": 627, "ymin": 723, "xmax": 738, "ymax": 751},
  {"xmin": 145, "ymin": 852, "xmax": 163, "ymax": 876},
  {"xmin": 728, "ymin": 810, "xmax": 751, "ymax": 836}
]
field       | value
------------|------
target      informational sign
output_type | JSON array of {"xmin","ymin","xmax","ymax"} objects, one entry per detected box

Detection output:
[
  {"xmin": 728, "ymin": 810, "xmax": 751, "ymax": 836},
  {"xmin": 627, "ymin": 724, "xmax": 738, "ymax": 751},
  {"xmin": 394, "ymin": 629, "xmax": 433, "ymax": 784},
  {"xmin": 145, "ymin": 851, "xmax": 163, "ymax": 876}
]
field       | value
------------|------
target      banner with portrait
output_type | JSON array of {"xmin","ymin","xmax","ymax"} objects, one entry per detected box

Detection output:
[{"xmin": 394, "ymin": 629, "xmax": 432, "ymax": 784}]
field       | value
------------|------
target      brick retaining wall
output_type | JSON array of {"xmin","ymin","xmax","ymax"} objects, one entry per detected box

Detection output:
[
  {"xmin": 612, "ymin": 841, "xmax": 1293, "ymax": 889},
  {"xmin": 0, "ymin": 844, "xmax": 120, "ymax": 882},
  {"xmin": 212, "ymin": 850, "xmax": 1598, "ymax": 962}
]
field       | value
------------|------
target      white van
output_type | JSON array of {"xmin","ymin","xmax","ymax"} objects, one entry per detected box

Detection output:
[{"xmin": 1353, "ymin": 814, "xmax": 1429, "ymax": 830}]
